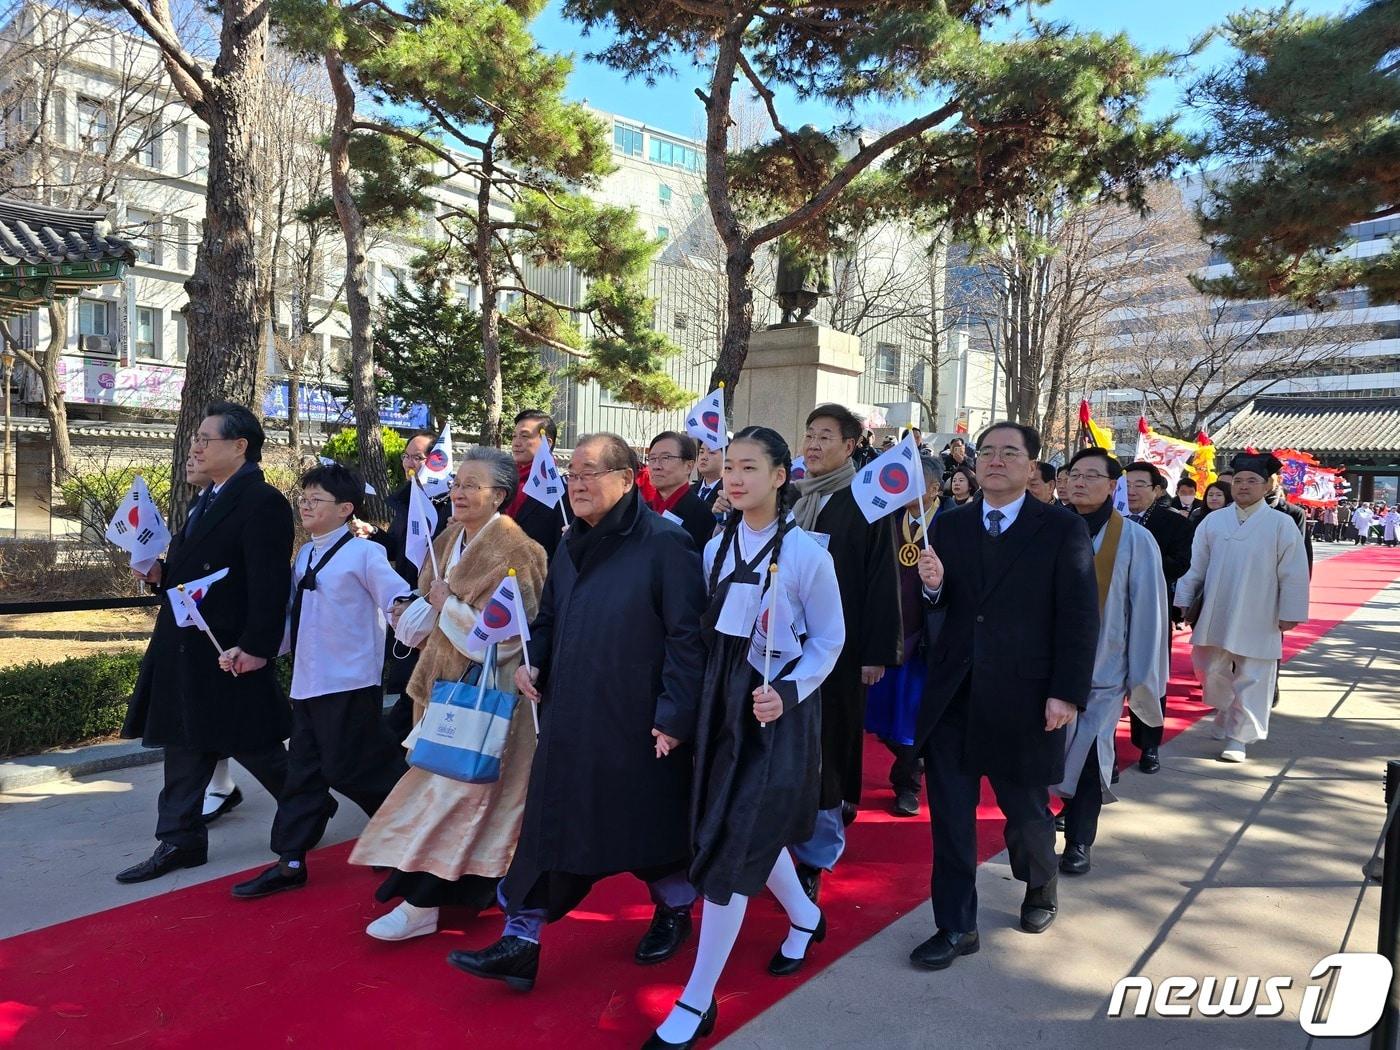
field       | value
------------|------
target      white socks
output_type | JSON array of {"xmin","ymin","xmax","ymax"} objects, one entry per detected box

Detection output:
[
  {"xmin": 767, "ymin": 849, "xmax": 822, "ymax": 958},
  {"xmin": 208, "ymin": 759, "xmax": 236, "ymax": 795},
  {"xmin": 655, "ymin": 895, "xmax": 748, "ymax": 1043}
]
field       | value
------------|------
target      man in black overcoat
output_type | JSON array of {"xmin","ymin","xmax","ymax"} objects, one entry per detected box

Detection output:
[
  {"xmin": 504, "ymin": 408, "xmax": 571, "ymax": 559},
  {"xmin": 116, "ymin": 403, "xmax": 295, "ymax": 884},
  {"xmin": 447, "ymin": 433, "xmax": 707, "ymax": 993},
  {"xmin": 909, "ymin": 421, "xmax": 1099, "ymax": 970},
  {"xmin": 690, "ymin": 442, "xmax": 724, "ymax": 511},
  {"xmin": 788, "ymin": 404, "xmax": 902, "ymax": 901},
  {"xmin": 1123, "ymin": 461, "xmax": 1194, "ymax": 773}
]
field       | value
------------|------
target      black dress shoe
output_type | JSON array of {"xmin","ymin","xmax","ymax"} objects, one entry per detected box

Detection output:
[
  {"xmin": 892, "ymin": 790, "xmax": 920, "ymax": 817},
  {"xmin": 1138, "ymin": 747, "xmax": 1160, "ymax": 774},
  {"xmin": 446, "ymin": 936, "xmax": 540, "ymax": 992},
  {"xmin": 840, "ymin": 801, "xmax": 858, "ymax": 827},
  {"xmin": 1059, "ymin": 843, "xmax": 1091, "ymax": 876},
  {"xmin": 641, "ymin": 997, "xmax": 717, "ymax": 1049},
  {"xmin": 634, "ymin": 904, "xmax": 693, "ymax": 965},
  {"xmin": 767, "ymin": 911, "xmax": 826, "ymax": 976},
  {"xmin": 1020, "ymin": 879, "xmax": 1058, "ymax": 934},
  {"xmin": 115, "ymin": 842, "xmax": 207, "ymax": 884},
  {"xmin": 200, "ymin": 786, "xmax": 244, "ymax": 825},
  {"xmin": 231, "ymin": 861, "xmax": 308, "ymax": 899},
  {"xmin": 796, "ymin": 862, "xmax": 822, "ymax": 905},
  {"xmin": 909, "ymin": 929, "xmax": 979, "ymax": 970},
  {"xmin": 1110, "ymin": 765, "xmax": 1120, "ymax": 785},
  {"xmin": 1054, "ymin": 814, "xmax": 1065, "ymax": 833}
]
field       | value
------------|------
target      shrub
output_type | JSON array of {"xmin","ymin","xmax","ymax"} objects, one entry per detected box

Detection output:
[
  {"xmin": 320, "ymin": 425, "xmax": 409, "ymax": 489},
  {"xmin": 0, "ymin": 651, "xmax": 144, "ymax": 756}
]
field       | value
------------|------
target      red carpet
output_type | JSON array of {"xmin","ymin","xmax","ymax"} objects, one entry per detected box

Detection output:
[{"xmin": 2, "ymin": 547, "xmax": 1395, "ymax": 1049}]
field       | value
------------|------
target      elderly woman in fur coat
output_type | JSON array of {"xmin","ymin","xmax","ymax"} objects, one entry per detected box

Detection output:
[{"xmin": 350, "ymin": 446, "xmax": 547, "ymax": 942}]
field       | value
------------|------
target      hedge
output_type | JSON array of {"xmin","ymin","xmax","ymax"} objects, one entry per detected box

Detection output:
[
  {"xmin": 0, "ymin": 652, "xmax": 295, "ymax": 757},
  {"xmin": 0, "ymin": 651, "xmax": 144, "ymax": 756}
]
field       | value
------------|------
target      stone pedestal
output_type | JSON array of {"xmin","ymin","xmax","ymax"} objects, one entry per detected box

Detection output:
[{"xmin": 732, "ymin": 324, "xmax": 863, "ymax": 451}]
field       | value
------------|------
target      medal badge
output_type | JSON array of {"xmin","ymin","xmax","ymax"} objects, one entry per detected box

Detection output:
[{"xmin": 899, "ymin": 510, "xmax": 926, "ymax": 566}]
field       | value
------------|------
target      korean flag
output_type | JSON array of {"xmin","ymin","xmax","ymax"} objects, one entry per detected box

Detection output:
[
  {"xmin": 105, "ymin": 475, "xmax": 172, "ymax": 575},
  {"xmin": 167, "ymin": 567, "xmax": 230, "ymax": 629},
  {"xmin": 468, "ymin": 571, "xmax": 533, "ymax": 649},
  {"xmin": 851, "ymin": 433, "xmax": 925, "ymax": 524},
  {"xmin": 685, "ymin": 387, "xmax": 728, "ymax": 452},
  {"xmin": 524, "ymin": 440, "xmax": 565, "ymax": 509},
  {"xmin": 417, "ymin": 423, "xmax": 454, "ymax": 498}
]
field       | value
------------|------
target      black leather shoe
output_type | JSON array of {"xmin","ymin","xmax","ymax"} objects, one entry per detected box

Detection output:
[
  {"xmin": 634, "ymin": 904, "xmax": 693, "ymax": 965},
  {"xmin": 1060, "ymin": 843, "xmax": 1091, "ymax": 876},
  {"xmin": 115, "ymin": 842, "xmax": 207, "ymax": 884},
  {"xmin": 446, "ymin": 936, "xmax": 539, "ymax": 992},
  {"xmin": 1110, "ymin": 765, "xmax": 1120, "ymax": 785},
  {"xmin": 840, "ymin": 801, "xmax": 858, "ymax": 827},
  {"xmin": 231, "ymin": 861, "xmax": 308, "ymax": 899},
  {"xmin": 200, "ymin": 785, "xmax": 243, "ymax": 825},
  {"xmin": 641, "ymin": 997, "xmax": 717, "ymax": 1049},
  {"xmin": 1138, "ymin": 747, "xmax": 1160, "ymax": 774},
  {"xmin": 1020, "ymin": 879, "xmax": 1058, "ymax": 934},
  {"xmin": 768, "ymin": 911, "xmax": 826, "ymax": 976},
  {"xmin": 909, "ymin": 929, "xmax": 979, "ymax": 971},
  {"xmin": 892, "ymin": 790, "xmax": 920, "ymax": 817},
  {"xmin": 1054, "ymin": 814, "xmax": 1065, "ymax": 833},
  {"xmin": 796, "ymin": 862, "xmax": 822, "ymax": 905}
]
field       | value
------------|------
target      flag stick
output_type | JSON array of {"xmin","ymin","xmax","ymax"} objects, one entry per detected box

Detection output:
[
  {"xmin": 760, "ymin": 562, "xmax": 778, "ymax": 728},
  {"xmin": 507, "ymin": 568, "xmax": 540, "ymax": 735},
  {"xmin": 557, "ymin": 497, "xmax": 571, "ymax": 527},
  {"xmin": 918, "ymin": 494, "xmax": 932, "ymax": 550},
  {"xmin": 177, "ymin": 585, "xmax": 233, "ymax": 672}
]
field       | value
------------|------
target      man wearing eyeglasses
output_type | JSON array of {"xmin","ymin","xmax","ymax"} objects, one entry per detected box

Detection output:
[
  {"xmin": 909, "ymin": 421, "xmax": 1098, "ymax": 970},
  {"xmin": 449, "ymin": 433, "xmax": 707, "ymax": 992},
  {"xmin": 117, "ymin": 403, "xmax": 295, "ymax": 885},
  {"xmin": 1051, "ymin": 448, "xmax": 1168, "ymax": 879}
]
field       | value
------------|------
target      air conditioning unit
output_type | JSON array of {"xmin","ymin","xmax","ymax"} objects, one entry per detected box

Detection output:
[{"xmin": 81, "ymin": 334, "xmax": 112, "ymax": 355}]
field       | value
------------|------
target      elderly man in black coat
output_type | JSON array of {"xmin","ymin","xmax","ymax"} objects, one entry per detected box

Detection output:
[
  {"xmin": 1123, "ymin": 461, "xmax": 1194, "ymax": 773},
  {"xmin": 116, "ymin": 403, "xmax": 295, "ymax": 884},
  {"xmin": 910, "ymin": 421, "xmax": 1099, "ymax": 971},
  {"xmin": 447, "ymin": 433, "xmax": 707, "ymax": 993}
]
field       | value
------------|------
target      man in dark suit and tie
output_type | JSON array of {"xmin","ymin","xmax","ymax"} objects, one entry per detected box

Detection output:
[
  {"xmin": 690, "ymin": 443, "xmax": 724, "ymax": 511},
  {"xmin": 910, "ymin": 421, "xmax": 1099, "ymax": 969},
  {"xmin": 1123, "ymin": 461, "xmax": 1194, "ymax": 773},
  {"xmin": 116, "ymin": 403, "xmax": 295, "ymax": 884}
]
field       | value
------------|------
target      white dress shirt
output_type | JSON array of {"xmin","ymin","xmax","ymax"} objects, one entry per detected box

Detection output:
[{"xmin": 982, "ymin": 491, "xmax": 1028, "ymax": 533}]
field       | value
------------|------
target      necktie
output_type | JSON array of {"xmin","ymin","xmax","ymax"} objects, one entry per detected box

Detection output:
[
  {"xmin": 986, "ymin": 509, "xmax": 1004, "ymax": 537},
  {"xmin": 1131, "ymin": 513, "xmax": 1144, "ymax": 524},
  {"xmin": 185, "ymin": 486, "xmax": 215, "ymax": 535}
]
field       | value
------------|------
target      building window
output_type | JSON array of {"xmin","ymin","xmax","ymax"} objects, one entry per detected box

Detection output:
[
  {"xmin": 674, "ymin": 312, "xmax": 689, "ymax": 331},
  {"xmin": 649, "ymin": 136, "xmax": 700, "ymax": 171},
  {"xmin": 174, "ymin": 123, "xmax": 188, "ymax": 170},
  {"xmin": 127, "ymin": 209, "xmax": 160, "ymax": 265},
  {"xmin": 137, "ymin": 129, "xmax": 160, "ymax": 169},
  {"xmin": 329, "ymin": 335, "xmax": 351, "ymax": 367},
  {"xmin": 875, "ymin": 342, "xmax": 901, "ymax": 384},
  {"xmin": 659, "ymin": 183, "xmax": 672, "ymax": 205},
  {"xmin": 172, "ymin": 313, "xmax": 187, "ymax": 363},
  {"xmin": 657, "ymin": 225, "xmax": 670, "ymax": 241},
  {"xmin": 691, "ymin": 193, "xmax": 705, "ymax": 209},
  {"xmin": 453, "ymin": 281, "xmax": 478, "ymax": 310},
  {"xmin": 134, "ymin": 306, "xmax": 158, "ymax": 359},
  {"xmin": 76, "ymin": 96, "xmax": 109, "ymax": 150},
  {"xmin": 174, "ymin": 218, "xmax": 191, "ymax": 270},
  {"xmin": 193, "ymin": 127, "xmax": 209, "ymax": 169},
  {"xmin": 910, "ymin": 361, "xmax": 926, "ymax": 395},
  {"xmin": 613, "ymin": 122, "xmax": 643, "ymax": 157},
  {"xmin": 77, "ymin": 299, "xmax": 109, "ymax": 339}
]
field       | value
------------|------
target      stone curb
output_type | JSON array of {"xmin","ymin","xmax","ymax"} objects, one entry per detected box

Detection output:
[{"xmin": 0, "ymin": 738, "xmax": 163, "ymax": 793}]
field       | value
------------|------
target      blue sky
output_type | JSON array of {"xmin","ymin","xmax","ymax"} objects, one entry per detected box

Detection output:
[{"xmin": 530, "ymin": 0, "xmax": 1356, "ymax": 141}]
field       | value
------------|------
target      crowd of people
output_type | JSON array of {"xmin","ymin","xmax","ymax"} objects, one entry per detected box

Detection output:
[{"xmin": 113, "ymin": 400, "xmax": 1318, "ymax": 1049}]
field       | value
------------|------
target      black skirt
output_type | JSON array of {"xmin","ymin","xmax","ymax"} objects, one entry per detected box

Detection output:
[
  {"xmin": 375, "ymin": 868, "xmax": 500, "ymax": 910},
  {"xmin": 688, "ymin": 630, "xmax": 821, "ymax": 905}
]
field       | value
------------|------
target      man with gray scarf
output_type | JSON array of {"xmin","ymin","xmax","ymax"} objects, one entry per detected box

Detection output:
[{"xmin": 786, "ymin": 403, "xmax": 902, "ymax": 902}]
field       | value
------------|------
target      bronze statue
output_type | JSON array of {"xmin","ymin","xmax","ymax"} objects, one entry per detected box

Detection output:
[{"xmin": 775, "ymin": 235, "xmax": 831, "ymax": 325}]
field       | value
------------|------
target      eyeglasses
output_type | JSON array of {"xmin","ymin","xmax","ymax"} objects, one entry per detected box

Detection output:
[
  {"xmin": 1067, "ymin": 471, "xmax": 1112, "ymax": 482},
  {"xmin": 1124, "ymin": 479, "xmax": 1155, "ymax": 489},
  {"xmin": 646, "ymin": 454, "xmax": 688, "ymax": 466},
  {"xmin": 450, "ymin": 481, "xmax": 498, "ymax": 494},
  {"xmin": 976, "ymin": 446, "xmax": 1028, "ymax": 462},
  {"xmin": 565, "ymin": 468, "xmax": 625, "ymax": 486},
  {"xmin": 189, "ymin": 435, "xmax": 237, "ymax": 449},
  {"xmin": 297, "ymin": 495, "xmax": 341, "ymax": 507},
  {"xmin": 402, "ymin": 452, "xmax": 427, "ymax": 464}
]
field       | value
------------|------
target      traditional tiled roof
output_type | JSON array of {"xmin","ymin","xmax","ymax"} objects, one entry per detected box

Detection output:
[
  {"xmin": 0, "ymin": 198, "xmax": 134, "ymax": 268},
  {"xmin": 1213, "ymin": 396, "xmax": 1400, "ymax": 457}
]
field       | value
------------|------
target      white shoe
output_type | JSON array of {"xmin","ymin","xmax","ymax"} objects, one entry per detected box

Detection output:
[
  {"xmin": 1219, "ymin": 740, "xmax": 1247, "ymax": 763},
  {"xmin": 366, "ymin": 903, "xmax": 439, "ymax": 941}
]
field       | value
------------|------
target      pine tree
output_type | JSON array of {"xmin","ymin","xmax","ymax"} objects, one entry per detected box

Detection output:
[{"xmin": 1193, "ymin": 0, "xmax": 1399, "ymax": 306}]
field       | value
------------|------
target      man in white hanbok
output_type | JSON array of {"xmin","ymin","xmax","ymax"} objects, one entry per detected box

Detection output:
[
  {"xmin": 1053, "ymin": 448, "xmax": 1169, "ymax": 876},
  {"xmin": 1175, "ymin": 453, "xmax": 1310, "ymax": 763}
]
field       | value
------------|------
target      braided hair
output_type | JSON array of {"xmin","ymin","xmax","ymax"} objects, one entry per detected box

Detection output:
[{"xmin": 707, "ymin": 425, "xmax": 795, "ymax": 596}]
